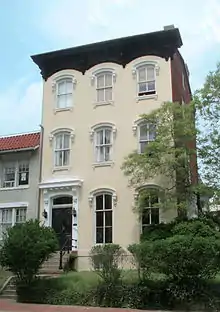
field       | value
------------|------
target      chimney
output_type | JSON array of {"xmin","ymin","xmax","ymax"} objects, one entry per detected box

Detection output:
[{"xmin": 163, "ymin": 25, "xmax": 175, "ymax": 31}]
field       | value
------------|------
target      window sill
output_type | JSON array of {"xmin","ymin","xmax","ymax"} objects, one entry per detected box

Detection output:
[
  {"xmin": 136, "ymin": 94, "xmax": 158, "ymax": 102},
  {"xmin": 92, "ymin": 161, "xmax": 114, "ymax": 168},
  {"xmin": 0, "ymin": 185, "xmax": 29, "ymax": 191},
  {"xmin": 52, "ymin": 166, "xmax": 70, "ymax": 172},
  {"xmin": 54, "ymin": 107, "xmax": 73, "ymax": 114},
  {"xmin": 93, "ymin": 101, "xmax": 114, "ymax": 108}
]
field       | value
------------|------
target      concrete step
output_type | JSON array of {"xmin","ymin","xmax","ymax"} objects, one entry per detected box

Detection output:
[{"xmin": 1, "ymin": 293, "xmax": 17, "ymax": 299}]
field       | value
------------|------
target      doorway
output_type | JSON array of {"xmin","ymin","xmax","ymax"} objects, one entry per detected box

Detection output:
[{"xmin": 52, "ymin": 196, "xmax": 72, "ymax": 250}]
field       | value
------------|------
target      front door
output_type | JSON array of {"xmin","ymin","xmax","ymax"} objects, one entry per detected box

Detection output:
[{"xmin": 52, "ymin": 208, "xmax": 72, "ymax": 250}]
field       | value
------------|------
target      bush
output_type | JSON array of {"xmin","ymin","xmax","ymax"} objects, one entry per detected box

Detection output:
[
  {"xmin": 0, "ymin": 220, "xmax": 58, "ymax": 284},
  {"xmin": 154, "ymin": 234, "xmax": 220, "ymax": 282},
  {"xmin": 89, "ymin": 244, "xmax": 123, "ymax": 284}
]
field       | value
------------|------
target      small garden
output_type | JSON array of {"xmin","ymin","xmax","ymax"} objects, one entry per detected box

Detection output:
[{"xmin": 1, "ymin": 218, "xmax": 220, "ymax": 310}]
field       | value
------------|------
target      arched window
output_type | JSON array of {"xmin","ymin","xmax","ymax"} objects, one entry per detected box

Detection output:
[
  {"xmin": 54, "ymin": 132, "xmax": 71, "ymax": 167},
  {"xmin": 138, "ymin": 188, "xmax": 160, "ymax": 232},
  {"xmin": 56, "ymin": 78, "xmax": 73, "ymax": 109},
  {"xmin": 138, "ymin": 122, "xmax": 156, "ymax": 154},
  {"xmin": 94, "ymin": 192, "xmax": 113, "ymax": 244},
  {"xmin": 137, "ymin": 64, "xmax": 156, "ymax": 96},
  {"xmin": 96, "ymin": 71, "xmax": 113, "ymax": 103}
]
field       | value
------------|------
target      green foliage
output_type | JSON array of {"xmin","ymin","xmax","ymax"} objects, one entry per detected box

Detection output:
[
  {"xmin": 89, "ymin": 244, "xmax": 124, "ymax": 284},
  {"xmin": 63, "ymin": 254, "xmax": 77, "ymax": 272},
  {"xmin": 141, "ymin": 222, "xmax": 175, "ymax": 241},
  {"xmin": 122, "ymin": 101, "xmax": 198, "ymax": 216},
  {"xmin": 0, "ymin": 220, "xmax": 58, "ymax": 284}
]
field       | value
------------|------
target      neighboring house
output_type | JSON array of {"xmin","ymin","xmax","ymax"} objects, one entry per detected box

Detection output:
[
  {"xmin": 31, "ymin": 25, "xmax": 195, "ymax": 270},
  {"xmin": 0, "ymin": 132, "xmax": 40, "ymax": 241}
]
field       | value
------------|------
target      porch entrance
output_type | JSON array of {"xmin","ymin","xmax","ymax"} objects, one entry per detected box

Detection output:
[{"xmin": 52, "ymin": 196, "xmax": 72, "ymax": 250}]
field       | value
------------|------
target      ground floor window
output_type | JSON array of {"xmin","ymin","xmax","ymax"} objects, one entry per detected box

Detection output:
[{"xmin": 0, "ymin": 207, "xmax": 27, "ymax": 239}]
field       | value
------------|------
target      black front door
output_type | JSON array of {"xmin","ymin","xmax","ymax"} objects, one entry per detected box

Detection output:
[{"xmin": 52, "ymin": 208, "xmax": 72, "ymax": 250}]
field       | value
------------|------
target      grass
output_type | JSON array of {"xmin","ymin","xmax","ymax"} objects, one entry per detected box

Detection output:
[{"xmin": 0, "ymin": 268, "xmax": 11, "ymax": 288}]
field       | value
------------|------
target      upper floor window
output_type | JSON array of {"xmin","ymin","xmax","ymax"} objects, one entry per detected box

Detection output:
[
  {"xmin": 96, "ymin": 72, "xmax": 113, "ymax": 103},
  {"xmin": 95, "ymin": 127, "xmax": 112, "ymax": 163},
  {"xmin": 95, "ymin": 193, "xmax": 113, "ymax": 244},
  {"xmin": 2, "ymin": 162, "xmax": 29, "ymax": 188},
  {"xmin": 56, "ymin": 79, "xmax": 73, "ymax": 109},
  {"xmin": 139, "ymin": 122, "xmax": 156, "ymax": 154},
  {"xmin": 54, "ymin": 132, "xmax": 71, "ymax": 167},
  {"xmin": 139, "ymin": 189, "xmax": 160, "ymax": 232},
  {"xmin": 137, "ymin": 65, "xmax": 156, "ymax": 96}
]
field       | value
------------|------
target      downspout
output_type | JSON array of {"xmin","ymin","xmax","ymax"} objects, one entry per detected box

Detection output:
[{"xmin": 37, "ymin": 124, "xmax": 44, "ymax": 221}]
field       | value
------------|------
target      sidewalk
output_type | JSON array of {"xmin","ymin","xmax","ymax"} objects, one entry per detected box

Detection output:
[{"xmin": 0, "ymin": 300, "xmax": 166, "ymax": 312}]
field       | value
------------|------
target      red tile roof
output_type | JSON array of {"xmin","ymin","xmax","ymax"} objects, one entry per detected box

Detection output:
[{"xmin": 0, "ymin": 132, "xmax": 40, "ymax": 152}]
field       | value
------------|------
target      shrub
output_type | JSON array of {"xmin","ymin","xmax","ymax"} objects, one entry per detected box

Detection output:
[
  {"xmin": 128, "ymin": 242, "xmax": 156, "ymax": 280},
  {"xmin": 141, "ymin": 222, "xmax": 174, "ymax": 241},
  {"xmin": 89, "ymin": 244, "xmax": 123, "ymax": 284},
  {"xmin": 154, "ymin": 234, "xmax": 220, "ymax": 282},
  {"xmin": 0, "ymin": 220, "xmax": 58, "ymax": 284}
]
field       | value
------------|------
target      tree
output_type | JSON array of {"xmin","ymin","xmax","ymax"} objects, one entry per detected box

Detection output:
[
  {"xmin": 194, "ymin": 63, "xmax": 220, "ymax": 200},
  {"xmin": 0, "ymin": 220, "xmax": 58, "ymax": 284},
  {"xmin": 121, "ymin": 101, "xmax": 198, "ymax": 217}
]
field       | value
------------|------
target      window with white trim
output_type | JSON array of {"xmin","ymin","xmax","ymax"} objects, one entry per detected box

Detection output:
[
  {"xmin": 95, "ymin": 127, "xmax": 112, "ymax": 163},
  {"xmin": 95, "ymin": 193, "xmax": 113, "ymax": 244},
  {"xmin": 140, "ymin": 189, "xmax": 160, "ymax": 232},
  {"xmin": 2, "ymin": 162, "xmax": 29, "ymax": 188},
  {"xmin": 96, "ymin": 72, "xmax": 113, "ymax": 103},
  {"xmin": 137, "ymin": 65, "xmax": 156, "ymax": 96},
  {"xmin": 54, "ymin": 132, "xmax": 71, "ymax": 167},
  {"xmin": 56, "ymin": 78, "xmax": 73, "ymax": 109},
  {"xmin": 139, "ymin": 122, "xmax": 156, "ymax": 154},
  {"xmin": 0, "ymin": 207, "xmax": 27, "ymax": 240}
]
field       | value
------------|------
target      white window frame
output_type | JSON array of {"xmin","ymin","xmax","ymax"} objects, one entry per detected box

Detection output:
[
  {"xmin": 138, "ymin": 122, "xmax": 156, "ymax": 154},
  {"xmin": 90, "ymin": 123, "xmax": 116, "ymax": 167},
  {"xmin": 2, "ymin": 161, "xmax": 29, "ymax": 189},
  {"xmin": 91, "ymin": 68, "xmax": 116, "ymax": 107},
  {"xmin": 54, "ymin": 132, "xmax": 71, "ymax": 168},
  {"xmin": 52, "ymin": 75, "xmax": 76, "ymax": 112},
  {"xmin": 0, "ymin": 206, "xmax": 27, "ymax": 240},
  {"xmin": 140, "ymin": 189, "xmax": 160, "ymax": 232},
  {"xmin": 94, "ymin": 192, "xmax": 113, "ymax": 244},
  {"xmin": 95, "ymin": 127, "xmax": 113, "ymax": 163}
]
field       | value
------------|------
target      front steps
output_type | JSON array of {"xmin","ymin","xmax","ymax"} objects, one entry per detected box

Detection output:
[{"xmin": 0, "ymin": 276, "xmax": 16, "ymax": 300}]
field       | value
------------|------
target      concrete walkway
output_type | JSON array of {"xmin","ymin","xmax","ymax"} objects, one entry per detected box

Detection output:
[{"xmin": 0, "ymin": 300, "xmax": 168, "ymax": 312}]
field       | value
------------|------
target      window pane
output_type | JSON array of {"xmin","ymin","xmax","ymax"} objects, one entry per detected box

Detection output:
[
  {"xmin": 149, "ymin": 124, "xmax": 156, "ymax": 141},
  {"xmin": 150, "ymin": 193, "xmax": 159, "ymax": 206},
  {"xmin": 105, "ymin": 194, "xmax": 112, "ymax": 210},
  {"xmin": 143, "ymin": 194, "xmax": 150, "ymax": 208},
  {"xmin": 140, "ymin": 124, "xmax": 148, "ymax": 140},
  {"xmin": 55, "ymin": 151, "xmax": 62, "ymax": 166},
  {"xmin": 57, "ymin": 94, "xmax": 66, "ymax": 108},
  {"xmin": 63, "ymin": 150, "xmax": 69, "ymax": 166},
  {"xmin": 64, "ymin": 134, "xmax": 70, "ymax": 149},
  {"xmin": 139, "ymin": 82, "xmax": 147, "ymax": 93},
  {"xmin": 66, "ymin": 80, "xmax": 73, "ymax": 93},
  {"xmin": 105, "ymin": 227, "xmax": 112, "ymax": 243},
  {"xmin": 96, "ymin": 130, "xmax": 104, "ymax": 145},
  {"xmin": 104, "ymin": 129, "xmax": 111, "ymax": 144},
  {"xmin": 96, "ymin": 211, "xmax": 103, "ymax": 227},
  {"xmin": 96, "ymin": 195, "xmax": 103, "ymax": 210},
  {"xmin": 55, "ymin": 134, "xmax": 63, "ymax": 149},
  {"xmin": 105, "ymin": 88, "xmax": 112, "ymax": 101},
  {"xmin": 98, "ymin": 146, "xmax": 104, "ymax": 162},
  {"xmin": 140, "ymin": 142, "xmax": 147, "ymax": 153},
  {"xmin": 66, "ymin": 94, "xmax": 72, "ymax": 107},
  {"xmin": 142, "ymin": 209, "xmax": 150, "ymax": 225},
  {"xmin": 138, "ymin": 68, "xmax": 146, "ymax": 82},
  {"xmin": 15, "ymin": 208, "xmax": 27, "ymax": 224},
  {"xmin": 105, "ymin": 73, "xmax": 112, "ymax": 87},
  {"xmin": 104, "ymin": 146, "xmax": 110, "ymax": 161},
  {"xmin": 151, "ymin": 208, "xmax": 159, "ymax": 224},
  {"xmin": 96, "ymin": 227, "xmax": 103, "ymax": 243},
  {"xmin": 105, "ymin": 211, "xmax": 112, "ymax": 227},
  {"xmin": 147, "ymin": 66, "xmax": 155, "ymax": 80},
  {"xmin": 58, "ymin": 81, "xmax": 65, "ymax": 94},
  {"xmin": 147, "ymin": 81, "xmax": 156, "ymax": 91},
  {"xmin": 97, "ymin": 89, "xmax": 104, "ymax": 102},
  {"xmin": 53, "ymin": 196, "xmax": 73, "ymax": 205},
  {"xmin": 97, "ymin": 75, "xmax": 105, "ymax": 88}
]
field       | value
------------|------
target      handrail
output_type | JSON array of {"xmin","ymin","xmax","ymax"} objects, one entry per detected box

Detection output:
[{"xmin": 59, "ymin": 236, "xmax": 71, "ymax": 270}]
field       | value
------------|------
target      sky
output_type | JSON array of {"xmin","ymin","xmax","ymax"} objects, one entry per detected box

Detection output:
[{"xmin": 0, "ymin": 0, "xmax": 220, "ymax": 136}]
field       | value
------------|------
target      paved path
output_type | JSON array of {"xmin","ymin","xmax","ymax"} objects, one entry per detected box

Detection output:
[{"xmin": 0, "ymin": 300, "xmax": 167, "ymax": 312}]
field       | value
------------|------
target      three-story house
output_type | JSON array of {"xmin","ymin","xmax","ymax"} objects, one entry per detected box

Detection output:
[{"xmin": 32, "ymin": 25, "xmax": 195, "ymax": 270}]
